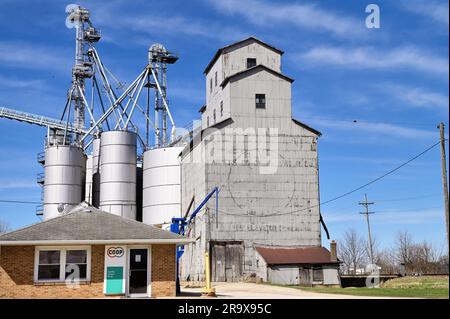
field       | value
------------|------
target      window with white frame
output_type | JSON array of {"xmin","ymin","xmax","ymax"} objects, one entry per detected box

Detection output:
[
  {"xmin": 35, "ymin": 247, "xmax": 91, "ymax": 282},
  {"xmin": 37, "ymin": 250, "xmax": 60, "ymax": 280},
  {"xmin": 65, "ymin": 250, "xmax": 88, "ymax": 280}
]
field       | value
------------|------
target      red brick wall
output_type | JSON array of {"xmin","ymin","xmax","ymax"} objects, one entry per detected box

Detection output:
[
  {"xmin": 151, "ymin": 244, "xmax": 176, "ymax": 297},
  {"xmin": 0, "ymin": 244, "xmax": 177, "ymax": 298},
  {"xmin": 0, "ymin": 245, "xmax": 106, "ymax": 298}
]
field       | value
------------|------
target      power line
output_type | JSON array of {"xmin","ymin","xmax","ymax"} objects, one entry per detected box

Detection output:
[
  {"xmin": 0, "ymin": 200, "xmax": 40, "ymax": 204},
  {"xmin": 373, "ymin": 193, "xmax": 441, "ymax": 202},
  {"xmin": 375, "ymin": 206, "xmax": 442, "ymax": 214},
  {"xmin": 220, "ymin": 139, "xmax": 442, "ymax": 217}
]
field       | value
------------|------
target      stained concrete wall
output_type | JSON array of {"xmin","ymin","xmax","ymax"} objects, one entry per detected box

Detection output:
[
  {"xmin": 180, "ymin": 42, "xmax": 321, "ymax": 282},
  {"xmin": 221, "ymin": 41, "xmax": 281, "ymax": 78},
  {"xmin": 202, "ymin": 39, "xmax": 282, "ymax": 130},
  {"xmin": 180, "ymin": 116, "xmax": 321, "ymax": 281}
]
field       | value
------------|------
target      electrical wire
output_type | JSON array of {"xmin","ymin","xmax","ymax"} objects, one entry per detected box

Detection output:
[
  {"xmin": 373, "ymin": 193, "xmax": 441, "ymax": 202},
  {"xmin": 0, "ymin": 140, "xmax": 444, "ymax": 217},
  {"xmin": 0, "ymin": 200, "xmax": 41, "ymax": 204},
  {"xmin": 375, "ymin": 206, "xmax": 442, "ymax": 214},
  {"xmin": 232, "ymin": 112, "xmax": 448, "ymax": 129},
  {"xmin": 219, "ymin": 139, "xmax": 442, "ymax": 217}
]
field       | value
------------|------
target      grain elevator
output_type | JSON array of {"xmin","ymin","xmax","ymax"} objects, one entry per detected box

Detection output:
[{"xmin": 0, "ymin": 5, "xmax": 330, "ymax": 286}]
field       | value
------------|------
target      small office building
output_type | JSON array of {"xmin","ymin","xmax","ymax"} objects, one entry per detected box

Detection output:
[{"xmin": 0, "ymin": 203, "xmax": 192, "ymax": 298}]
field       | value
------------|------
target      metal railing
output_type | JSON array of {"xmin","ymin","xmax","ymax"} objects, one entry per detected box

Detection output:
[
  {"xmin": 36, "ymin": 172, "xmax": 45, "ymax": 184},
  {"xmin": 0, "ymin": 106, "xmax": 88, "ymax": 135},
  {"xmin": 37, "ymin": 152, "xmax": 45, "ymax": 164},
  {"xmin": 35, "ymin": 205, "xmax": 43, "ymax": 216}
]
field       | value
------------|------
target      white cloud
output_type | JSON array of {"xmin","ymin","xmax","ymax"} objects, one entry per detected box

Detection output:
[
  {"xmin": 378, "ymin": 83, "xmax": 449, "ymax": 110},
  {"xmin": 297, "ymin": 45, "xmax": 449, "ymax": 76},
  {"xmin": 304, "ymin": 117, "xmax": 436, "ymax": 140},
  {"xmin": 0, "ymin": 179, "xmax": 37, "ymax": 189},
  {"xmin": 0, "ymin": 42, "xmax": 70, "ymax": 73},
  {"xmin": 90, "ymin": 3, "xmax": 246, "ymax": 44},
  {"xmin": 326, "ymin": 208, "xmax": 443, "ymax": 224},
  {"xmin": 208, "ymin": 0, "xmax": 364, "ymax": 38},
  {"xmin": 400, "ymin": 0, "xmax": 449, "ymax": 26},
  {"xmin": 0, "ymin": 75, "xmax": 48, "ymax": 90}
]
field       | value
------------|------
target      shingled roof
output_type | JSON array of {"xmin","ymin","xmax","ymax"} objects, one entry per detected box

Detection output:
[
  {"xmin": 255, "ymin": 246, "xmax": 339, "ymax": 265},
  {"xmin": 0, "ymin": 203, "xmax": 192, "ymax": 245}
]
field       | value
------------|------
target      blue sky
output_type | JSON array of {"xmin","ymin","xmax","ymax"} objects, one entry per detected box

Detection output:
[{"xmin": 0, "ymin": 0, "xmax": 448, "ymax": 253}]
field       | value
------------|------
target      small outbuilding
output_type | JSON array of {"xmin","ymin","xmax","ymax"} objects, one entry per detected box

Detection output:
[
  {"xmin": 0, "ymin": 203, "xmax": 192, "ymax": 298},
  {"xmin": 255, "ymin": 242, "xmax": 341, "ymax": 287}
]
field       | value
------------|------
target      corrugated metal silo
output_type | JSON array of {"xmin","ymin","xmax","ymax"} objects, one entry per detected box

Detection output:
[
  {"xmin": 142, "ymin": 146, "xmax": 183, "ymax": 226},
  {"xmin": 99, "ymin": 130, "xmax": 137, "ymax": 219},
  {"xmin": 85, "ymin": 137, "xmax": 100, "ymax": 207},
  {"xmin": 43, "ymin": 145, "xmax": 85, "ymax": 220}
]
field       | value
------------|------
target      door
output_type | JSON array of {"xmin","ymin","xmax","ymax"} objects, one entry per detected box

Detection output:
[
  {"xmin": 299, "ymin": 267, "xmax": 311, "ymax": 286},
  {"xmin": 225, "ymin": 243, "xmax": 243, "ymax": 282},
  {"xmin": 211, "ymin": 242, "xmax": 243, "ymax": 282},
  {"xmin": 129, "ymin": 249, "xmax": 148, "ymax": 295},
  {"xmin": 211, "ymin": 243, "xmax": 226, "ymax": 282}
]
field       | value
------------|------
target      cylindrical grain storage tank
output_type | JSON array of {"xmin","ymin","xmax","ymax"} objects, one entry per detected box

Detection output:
[
  {"xmin": 99, "ymin": 131, "xmax": 137, "ymax": 219},
  {"xmin": 136, "ymin": 163, "xmax": 143, "ymax": 222},
  {"xmin": 43, "ymin": 145, "xmax": 85, "ymax": 220},
  {"xmin": 85, "ymin": 138, "xmax": 101, "ymax": 207},
  {"xmin": 142, "ymin": 146, "xmax": 184, "ymax": 227},
  {"xmin": 85, "ymin": 154, "xmax": 93, "ymax": 203}
]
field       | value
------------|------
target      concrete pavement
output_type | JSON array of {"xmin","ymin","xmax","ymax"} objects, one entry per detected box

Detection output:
[{"xmin": 180, "ymin": 282, "xmax": 395, "ymax": 299}]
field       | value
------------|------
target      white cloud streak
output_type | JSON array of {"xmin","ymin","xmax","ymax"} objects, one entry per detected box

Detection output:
[
  {"xmin": 0, "ymin": 75, "xmax": 48, "ymax": 90},
  {"xmin": 0, "ymin": 42, "xmax": 70, "ymax": 73},
  {"xmin": 0, "ymin": 179, "xmax": 37, "ymax": 189},
  {"xmin": 378, "ymin": 83, "xmax": 449, "ymax": 110},
  {"xmin": 297, "ymin": 46, "xmax": 449, "ymax": 76},
  {"xmin": 400, "ymin": 0, "xmax": 449, "ymax": 26},
  {"xmin": 326, "ymin": 208, "xmax": 443, "ymax": 224},
  {"xmin": 208, "ymin": 0, "xmax": 364, "ymax": 38},
  {"xmin": 90, "ymin": 3, "xmax": 246, "ymax": 44},
  {"xmin": 304, "ymin": 117, "xmax": 436, "ymax": 140}
]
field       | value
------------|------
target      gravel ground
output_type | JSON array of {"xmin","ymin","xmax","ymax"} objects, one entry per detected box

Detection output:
[{"xmin": 178, "ymin": 282, "xmax": 396, "ymax": 299}]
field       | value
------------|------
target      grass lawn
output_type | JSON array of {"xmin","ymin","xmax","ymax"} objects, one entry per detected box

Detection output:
[{"xmin": 299, "ymin": 276, "xmax": 449, "ymax": 299}]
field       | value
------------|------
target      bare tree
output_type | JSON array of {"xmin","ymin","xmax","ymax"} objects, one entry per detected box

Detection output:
[
  {"xmin": 338, "ymin": 229, "xmax": 368, "ymax": 274},
  {"xmin": 0, "ymin": 220, "xmax": 8, "ymax": 233},
  {"xmin": 410, "ymin": 241, "xmax": 443, "ymax": 274},
  {"xmin": 374, "ymin": 249, "xmax": 398, "ymax": 274},
  {"xmin": 393, "ymin": 230, "xmax": 414, "ymax": 273}
]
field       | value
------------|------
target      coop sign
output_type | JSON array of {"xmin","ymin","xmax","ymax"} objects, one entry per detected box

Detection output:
[
  {"xmin": 104, "ymin": 246, "xmax": 127, "ymax": 295},
  {"xmin": 107, "ymin": 247, "xmax": 124, "ymax": 258}
]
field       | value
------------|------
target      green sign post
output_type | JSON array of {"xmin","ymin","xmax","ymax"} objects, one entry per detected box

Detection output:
[{"xmin": 105, "ymin": 266, "xmax": 124, "ymax": 295}]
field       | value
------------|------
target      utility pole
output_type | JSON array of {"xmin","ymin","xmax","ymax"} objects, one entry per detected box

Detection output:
[
  {"xmin": 359, "ymin": 194, "xmax": 375, "ymax": 265},
  {"xmin": 438, "ymin": 122, "xmax": 449, "ymax": 250}
]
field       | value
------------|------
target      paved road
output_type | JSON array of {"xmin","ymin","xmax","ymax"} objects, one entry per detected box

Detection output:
[{"xmin": 180, "ymin": 282, "xmax": 394, "ymax": 299}]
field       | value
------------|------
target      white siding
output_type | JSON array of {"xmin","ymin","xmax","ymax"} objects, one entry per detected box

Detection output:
[
  {"xmin": 268, "ymin": 266, "xmax": 299, "ymax": 285},
  {"xmin": 323, "ymin": 267, "xmax": 340, "ymax": 285}
]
